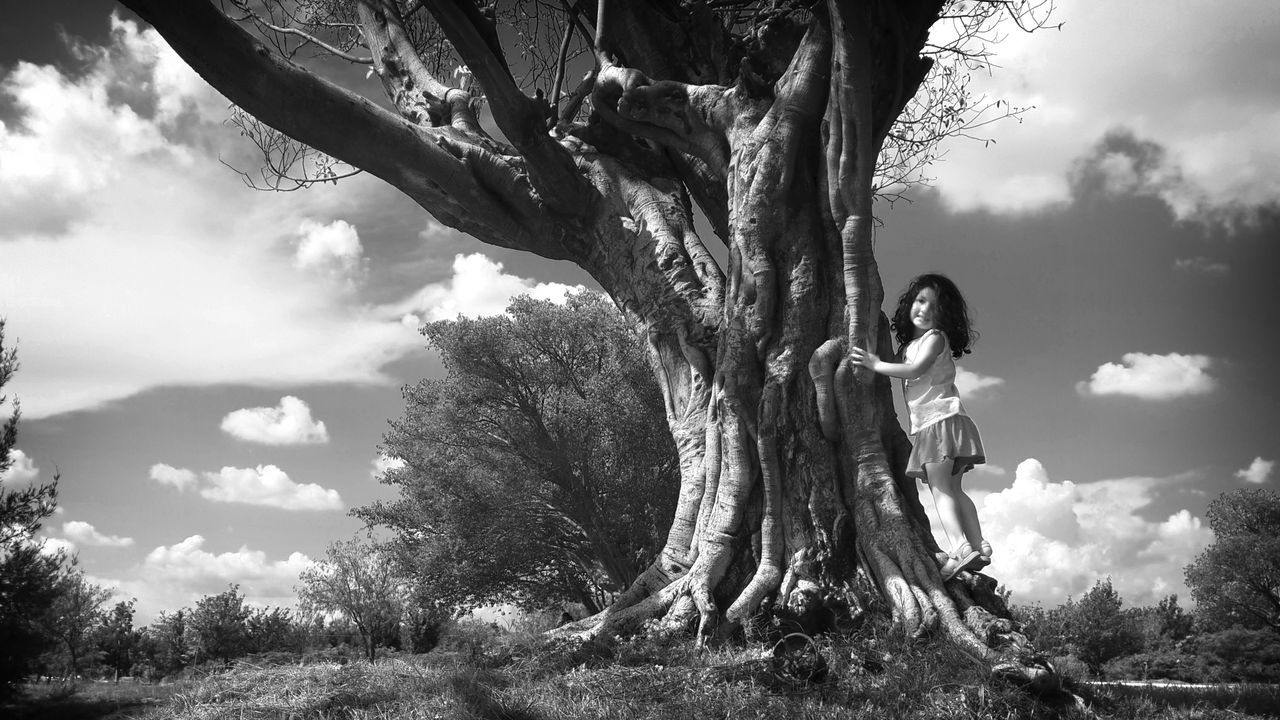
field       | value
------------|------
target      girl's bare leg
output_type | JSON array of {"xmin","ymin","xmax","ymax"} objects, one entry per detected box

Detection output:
[
  {"xmin": 951, "ymin": 477, "xmax": 986, "ymax": 551},
  {"xmin": 925, "ymin": 461, "xmax": 965, "ymax": 552}
]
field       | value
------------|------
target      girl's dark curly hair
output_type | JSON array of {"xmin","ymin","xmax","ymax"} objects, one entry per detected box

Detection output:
[{"xmin": 890, "ymin": 273, "xmax": 977, "ymax": 358}]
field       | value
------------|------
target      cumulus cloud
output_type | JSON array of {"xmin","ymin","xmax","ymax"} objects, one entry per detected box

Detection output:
[
  {"xmin": 1235, "ymin": 456, "xmax": 1274, "ymax": 485},
  {"xmin": 201, "ymin": 465, "xmax": 343, "ymax": 511},
  {"xmin": 107, "ymin": 535, "xmax": 313, "ymax": 623},
  {"xmin": 930, "ymin": 0, "xmax": 1280, "ymax": 225},
  {"xmin": 1076, "ymin": 352, "xmax": 1217, "ymax": 400},
  {"xmin": 294, "ymin": 219, "xmax": 363, "ymax": 276},
  {"xmin": 61, "ymin": 520, "xmax": 134, "ymax": 547},
  {"xmin": 920, "ymin": 459, "xmax": 1213, "ymax": 606},
  {"xmin": 153, "ymin": 462, "xmax": 343, "ymax": 510},
  {"xmin": 150, "ymin": 463, "xmax": 197, "ymax": 491},
  {"xmin": 1174, "ymin": 257, "xmax": 1230, "ymax": 276},
  {"xmin": 394, "ymin": 253, "xmax": 586, "ymax": 325},
  {"xmin": 1, "ymin": 449, "xmax": 40, "ymax": 485},
  {"xmin": 955, "ymin": 366, "xmax": 1004, "ymax": 400},
  {"xmin": 220, "ymin": 396, "xmax": 330, "ymax": 445}
]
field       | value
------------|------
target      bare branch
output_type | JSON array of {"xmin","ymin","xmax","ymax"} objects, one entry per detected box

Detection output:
[{"xmin": 227, "ymin": 0, "xmax": 372, "ymax": 63}]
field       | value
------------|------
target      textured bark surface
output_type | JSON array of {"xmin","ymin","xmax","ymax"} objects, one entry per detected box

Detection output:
[{"xmin": 121, "ymin": 0, "xmax": 1053, "ymax": 679}]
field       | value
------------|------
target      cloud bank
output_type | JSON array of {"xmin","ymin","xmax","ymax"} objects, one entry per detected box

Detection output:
[
  {"xmin": 920, "ymin": 459, "xmax": 1213, "ymax": 607},
  {"xmin": 0, "ymin": 18, "xmax": 590, "ymax": 421},
  {"xmin": 930, "ymin": 0, "xmax": 1280, "ymax": 227}
]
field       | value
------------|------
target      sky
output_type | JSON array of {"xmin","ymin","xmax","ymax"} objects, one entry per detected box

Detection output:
[{"xmin": 1, "ymin": 1, "xmax": 1277, "ymax": 625}]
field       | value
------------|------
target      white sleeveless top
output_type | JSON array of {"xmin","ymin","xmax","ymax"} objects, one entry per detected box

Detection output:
[{"xmin": 902, "ymin": 329, "xmax": 967, "ymax": 434}]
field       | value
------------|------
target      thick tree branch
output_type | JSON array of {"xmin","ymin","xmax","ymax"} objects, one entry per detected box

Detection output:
[{"xmin": 120, "ymin": 0, "xmax": 564, "ymax": 258}]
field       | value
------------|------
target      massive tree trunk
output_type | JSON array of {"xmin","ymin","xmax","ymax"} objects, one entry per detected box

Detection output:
[{"xmin": 120, "ymin": 0, "xmax": 1050, "ymax": 679}]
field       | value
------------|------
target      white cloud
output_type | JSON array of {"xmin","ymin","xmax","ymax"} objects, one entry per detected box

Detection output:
[
  {"xmin": 1235, "ymin": 456, "xmax": 1274, "ymax": 485},
  {"xmin": 152, "ymin": 462, "xmax": 343, "ymax": 510},
  {"xmin": 1, "ymin": 448, "xmax": 40, "ymax": 485},
  {"xmin": 150, "ymin": 462, "xmax": 197, "ymax": 491},
  {"xmin": 371, "ymin": 453, "xmax": 406, "ymax": 479},
  {"xmin": 220, "ymin": 396, "xmax": 330, "ymax": 445},
  {"xmin": 1076, "ymin": 352, "xmax": 1216, "ymax": 400},
  {"xmin": 955, "ymin": 366, "xmax": 1004, "ymax": 400},
  {"xmin": 103, "ymin": 535, "xmax": 313, "ymax": 623},
  {"xmin": 294, "ymin": 219, "xmax": 363, "ymax": 276},
  {"xmin": 200, "ymin": 465, "xmax": 344, "ymax": 511},
  {"xmin": 921, "ymin": 458, "xmax": 1213, "ymax": 606},
  {"xmin": 931, "ymin": 0, "xmax": 1280, "ymax": 225},
  {"xmin": 61, "ymin": 520, "xmax": 134, "ymax": 548},
  {"xmin": 394, "ymin": 253, "xmax": 586, "ymax": 325}
]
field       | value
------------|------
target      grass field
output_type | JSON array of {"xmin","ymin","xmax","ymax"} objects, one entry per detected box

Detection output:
[{"xmin": 4, "ymin": 632, "xmax": 1277, "ymax": 720}]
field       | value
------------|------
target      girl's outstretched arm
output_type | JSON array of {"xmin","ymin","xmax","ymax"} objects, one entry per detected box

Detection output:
[{"xmin": 849, "ymin": 330, "xmax": 944, "ymax": 380}]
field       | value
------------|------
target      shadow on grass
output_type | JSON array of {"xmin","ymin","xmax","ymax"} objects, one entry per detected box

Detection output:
[{"xmin": 2, "ymin": 682, "xmax": 177, "ymax": 720}]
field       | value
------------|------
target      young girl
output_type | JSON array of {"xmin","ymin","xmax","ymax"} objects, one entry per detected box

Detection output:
[{"xmin": 849, "ymin": 273, "xmax": 990, "ymax": 581}]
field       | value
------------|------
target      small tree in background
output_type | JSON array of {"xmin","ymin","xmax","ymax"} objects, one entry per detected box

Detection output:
[
  {"xmin": 297, "ymin": 536, "xmax": 409, "ymax": 662},
  {"xmin": 1186, "ymin": 488, "xmax": 1280, "ymax": 634},
  {"xmin": 96, "ymin": 599, "xmax": 140, "ymax": 681},
  {"xmin": 1067, "ymin": 578, "xmax": 1142, "ymax": 676},
  {"xmin": 142, "ymin": 609, "xmax": 192, "ymax": 679},
  {"xmin": 189, "ymin": 585, "xmax": 251, "ymax": 665},
  {"xmin": 40, "ymin": 567, "xmax": 112, "ymax": 679}
]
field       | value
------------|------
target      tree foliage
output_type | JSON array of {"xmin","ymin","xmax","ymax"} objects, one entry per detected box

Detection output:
[
  {"xmin": 1186, "ymin": 488, "xmax": 1280, "ymax": 634},
  {"xmin": 40, "ymin": 569, "xmax": 114, "ymax": 678},
  {"xmin": 96, "ymin": 599, "xmax": 140, "ymax": 681},
  {"xmin": 297, "ymin": 536, "xmax": 413, "ymax": 662},
  {"xmin": 189, "ymin": 585, "xmax": 252, "ymax": 665},
  {"xmin": 0, "ymin": 321, "xmax": 67, "ymax": 697},
  {"xmin": 1066, "ymin": 578, "xmax": 1142, "ymax": 675},
  {"xmin": 357, "ymin": 293, "xmax": 678, "ymax": 612}
]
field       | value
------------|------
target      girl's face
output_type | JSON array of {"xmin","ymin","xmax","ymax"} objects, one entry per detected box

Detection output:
[{"xmin": 910, "ymin": 286, "xmax": 939, "ymax": 336}]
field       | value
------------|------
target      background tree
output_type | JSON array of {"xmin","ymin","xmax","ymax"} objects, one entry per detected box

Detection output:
[
  {"xmin": 120, "ymin": 0, "xmax": 1055, "ymax": 671},
  {"xmin": 297, "ymin": 536, "xmax": 409, "ymax": 662},
  {"xmin": 41, "ymin": 568, "xmax": 113, "ymax": 679},
  {"xmin": 1186, "ymin": 488, "xmax": 1280, "ymax": 634},
  {"xmin": 0, "ymin": 320, "xmax": 67, "ymax": 698},
  {"xmin": 245, "ymin": 606, "xmax": 304, "ymax": 655},
  {"xmin": 189, "ymin": 585, "xmax": 251, "ymax": 665},
  {"xmin": 357, "ymin": 292, "xmax": 678, "ymax": 612},
  {"xmin": 96, "ymin": 599, "xmax": 140, "ymax": 681},
  {"xmin": 1064, "ymin": 578, "xmax": 1142, "ymax": 676},
  {"xmin": 141, "ymin": 609, "xmax": 192, "ymax": 679}
]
